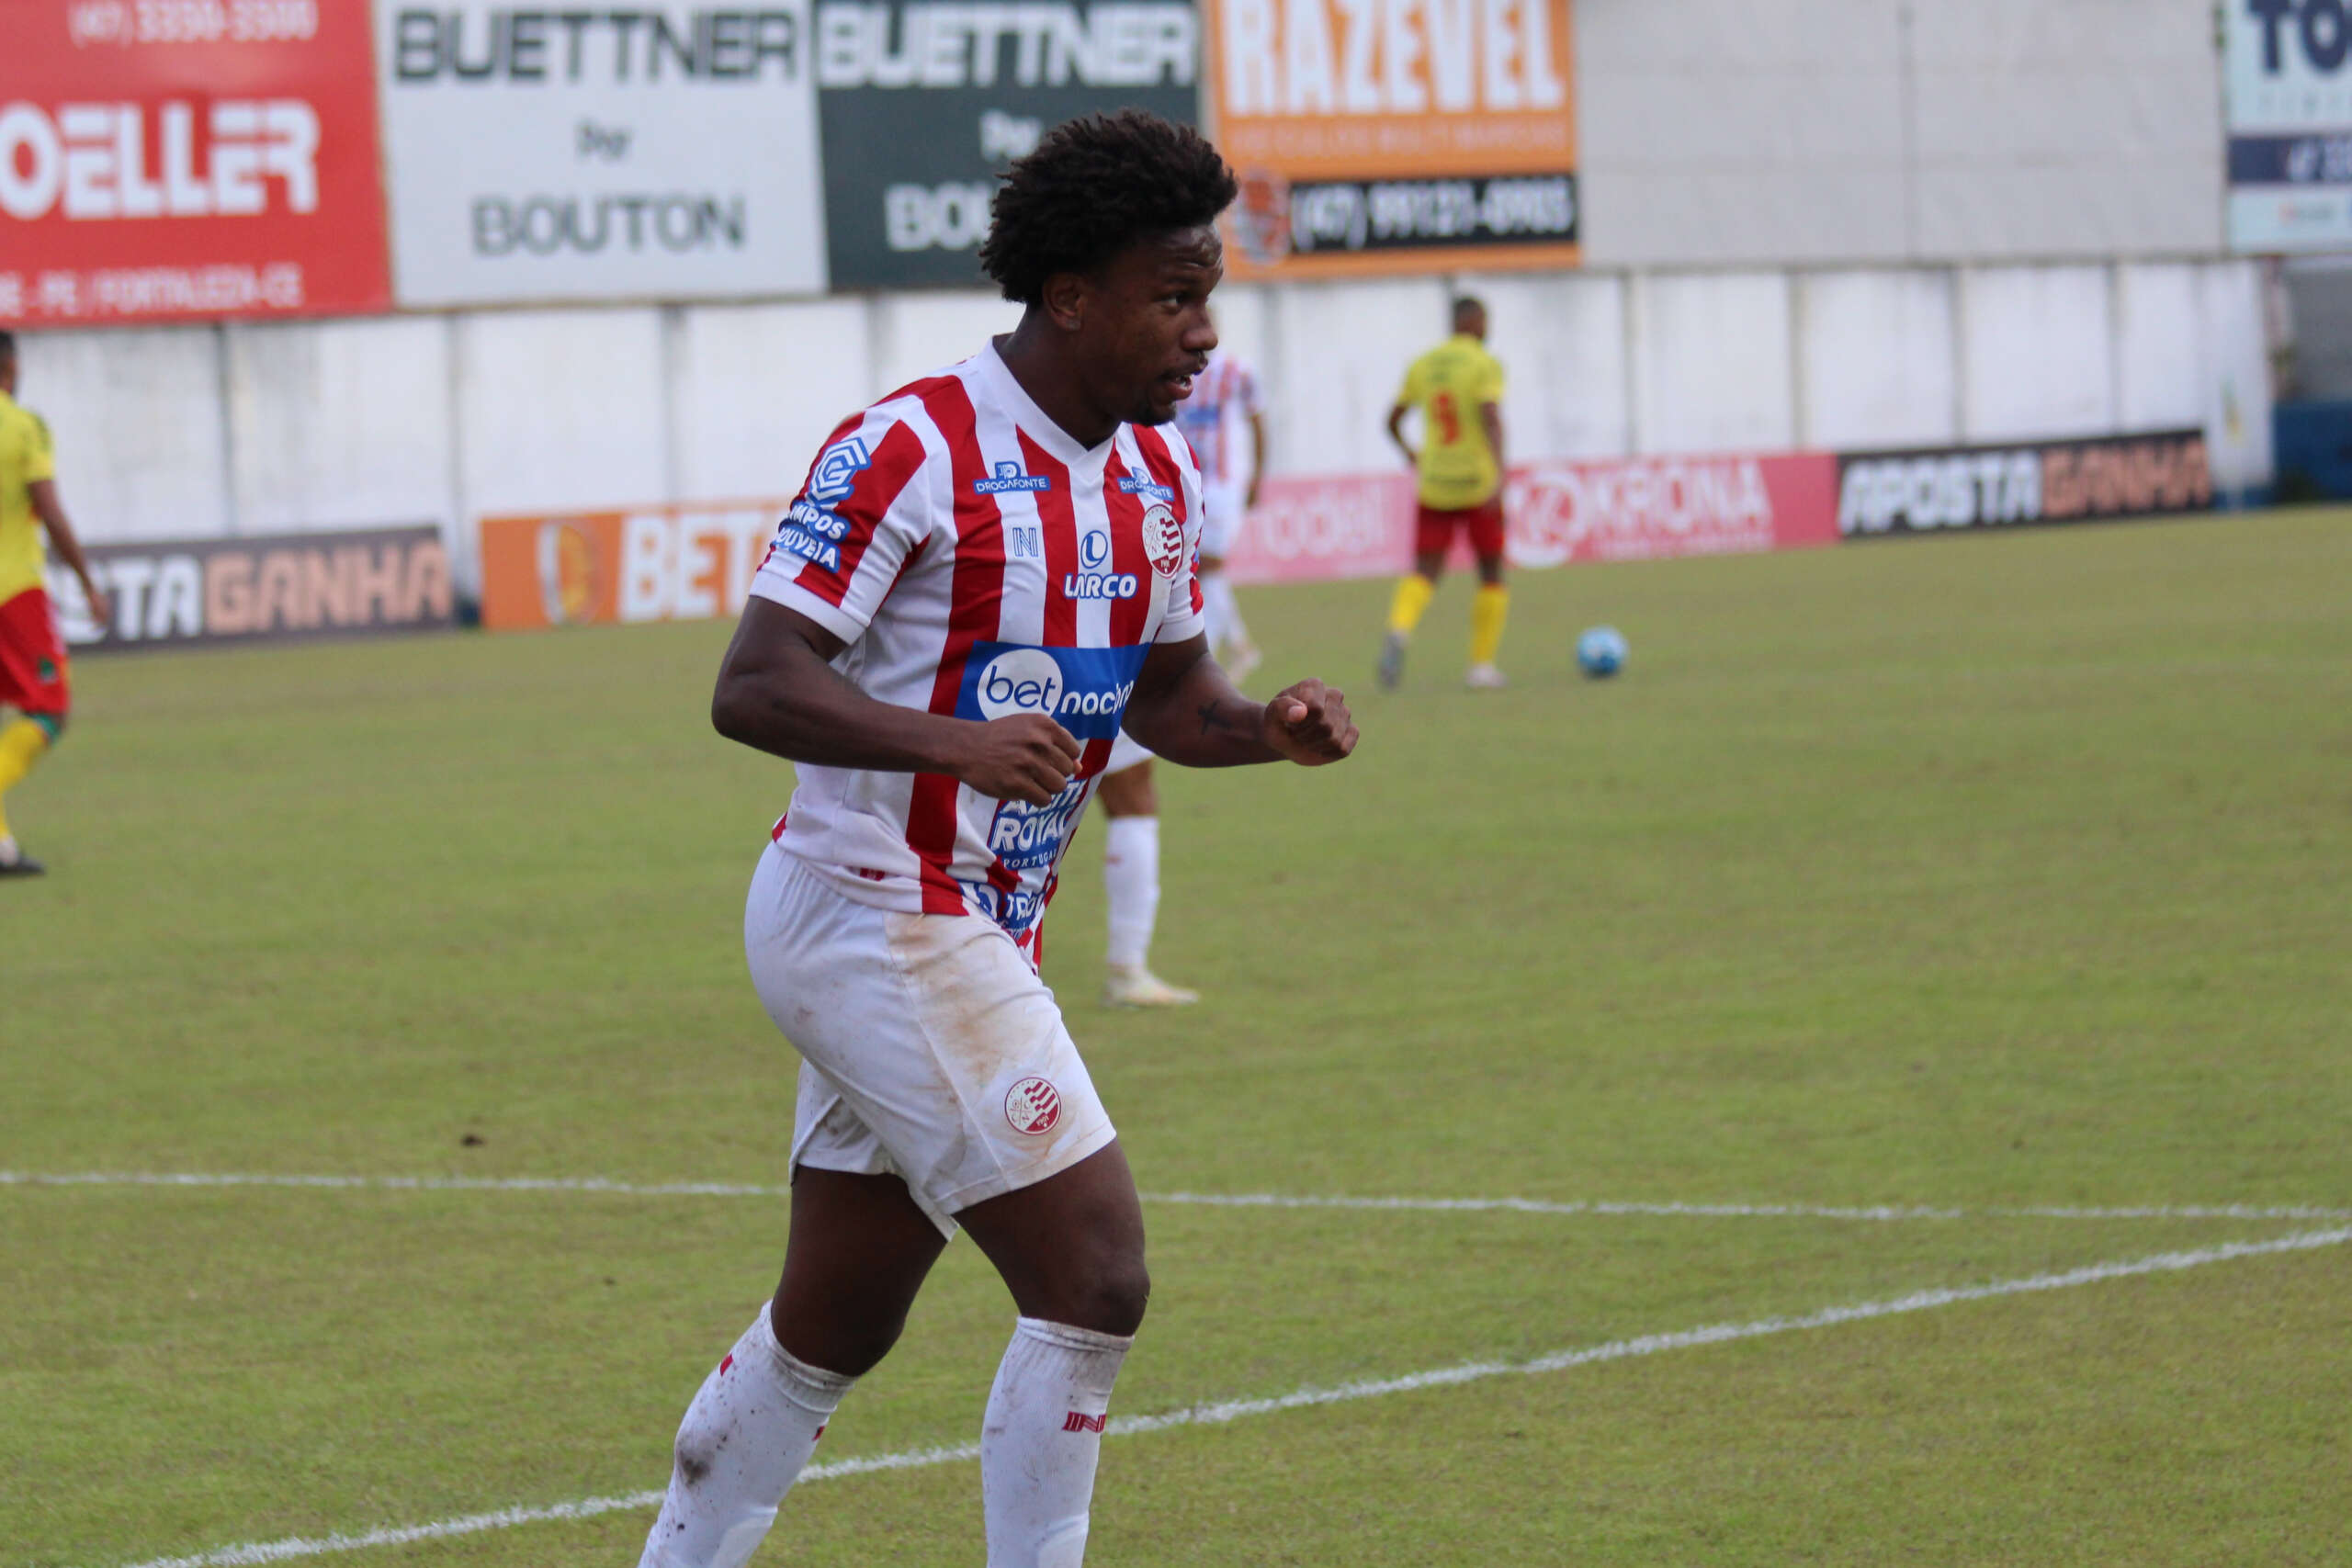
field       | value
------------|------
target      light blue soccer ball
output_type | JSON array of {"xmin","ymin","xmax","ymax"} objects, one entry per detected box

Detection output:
[{"xmin": 1577, "ymin": 626, "xmax": 1628, "ymax": 678}]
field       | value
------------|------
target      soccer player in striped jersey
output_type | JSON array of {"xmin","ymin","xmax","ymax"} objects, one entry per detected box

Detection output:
[
  {"xmin": 636, "ymin": 112, "xmax": 1357, "ymax": 1568},
  {"xmin": 1170, "ymin": 341, "xmax": 1265, "ymax": 680}
]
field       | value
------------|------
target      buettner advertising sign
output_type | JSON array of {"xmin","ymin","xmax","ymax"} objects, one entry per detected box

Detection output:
[
  {"xmin": 1202, "ymin": 0, "xmax": 1577, "ymax": 278},
  {"xmin": 0, "ymin": 0, "xmax": 392, "ymax": 325},
  {"xmin": 379, "ymin": 3, "xmax": 829, "ymax": 306}
]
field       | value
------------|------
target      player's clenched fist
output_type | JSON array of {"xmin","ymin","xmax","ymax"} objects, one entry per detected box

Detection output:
[
  {"xmin": 1261, "ymin": 679, "xmax": 1358, "ymax": 765},
  {"xmin": 953, "ymin": 713, "xmax": 1083, "ymax": 805}
]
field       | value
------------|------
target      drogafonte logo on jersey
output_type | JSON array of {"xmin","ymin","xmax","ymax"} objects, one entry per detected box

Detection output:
[
  {"xmin": 974, "ymin": 460, "xmax": 1052, "ymax": 495},
  {"xmin": 959, "ymin": 641, "xmax": 1149, "ymax": 740},
  {"xmin": 1141, "ymin": 502, "xmax": 1187, "ymax": 577},
  {"xmin": 1117, "ymin": 472, "xmax": 1174, "ymax": 502}
]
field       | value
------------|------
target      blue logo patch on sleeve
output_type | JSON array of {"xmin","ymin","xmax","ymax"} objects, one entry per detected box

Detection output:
[{"xmin": 809, "ymin": 437, "xmax": 872, "ymax": 504}]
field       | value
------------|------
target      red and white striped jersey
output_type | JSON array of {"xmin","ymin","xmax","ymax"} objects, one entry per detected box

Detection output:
[
  {"xmin": 1170, "ymin": 350, "xmax": 1263, "ymax": 491},
  {"xmin": 749, "ymin": 344, "xmax": 1207, "ymax": 961}
]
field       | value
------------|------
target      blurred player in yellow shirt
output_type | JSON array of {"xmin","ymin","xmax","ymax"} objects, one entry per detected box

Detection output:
[
  {"xmin": 0, "ymin": 332, "xmax": 110, "ymax": 876},
  {"xmin": 1379, "ymin": 296, "xmax": 1510, "ymax": 691}
]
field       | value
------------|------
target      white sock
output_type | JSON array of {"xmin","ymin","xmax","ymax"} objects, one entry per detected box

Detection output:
[
  {"xmin": 982, "ymin": 1317, "xmax": 1134, "ymax": 1568},
  {"xmin": 639, "ymin": 1309, "xmax": 856, "ymax": 1568},
  {"xmin": 1200, "ymin": 571, "xmax": 1247, "ymax": 651},
  {"xmin": 1101, "ymin": 816, "xmax": 1159, "ymax": 971}
]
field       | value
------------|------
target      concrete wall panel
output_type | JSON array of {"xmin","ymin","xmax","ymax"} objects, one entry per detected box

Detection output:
[
  {"xmin": 1633, "ymin": 272, "xmax": 1796, "ymax": 454},
  {"xmin": 1457, "ymin": 272, "xmax": 1631, "ymax": 459},
  {"xmin": 1799, "ymin": 269, "xmax": 1958, "ymax": 449},
  {"xmin": 15, "ymin": 327, "xmax": 231, "ymax": 541},
  {"xmin": 1960, "ymin": 265, "xmax": 2116, "ymax": 442},
  {"xmin": 2116, "ymin": 264, "xmax": 2204, "ymax": 432},
  {"xmin": 2196, "ymin": 261, "xmax": 2276, "ymax": 495},
  {"xmin": 868, "ymin": 293, "xmax": 1022, "ymax": 398},
  {"xmin": 673, "ymin": 300, "xmax": 873, "ymax": 502},
  {"xmin": 225, "ymin": 317, "xmax": 455, "ymax": 536},
  {"xmin": 454, "ymin": 310, "xmax": 669, "ymax": 518},
  {"xmin": 1262, "ymin": 278, "xmax": 1453, "ymax": 476}
]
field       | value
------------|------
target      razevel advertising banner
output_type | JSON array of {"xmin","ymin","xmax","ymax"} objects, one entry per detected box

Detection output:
[
  {"xmin": 2226, "ymin": 0, "xmax": 2352, "ymax": 251},
  {"xmin": 816, "ymin": 0, "xmax": 1202, "ymax": 288},
  {"xmin": 0, "ymin": 0, "xmax": 392, "ymax": 326},
  {"xmin": 1201, "ymin": 0, "xmax": 1577, "ymax": 279},
  {"xmin": 51, "ymin": 525, "xmax": 453, "ymax": 649},
  {"xmin": 378, "ymin": 3, "xmax": 828, "ymax": 305},
  {"xmin": 1835, "ymin": 431, "xmax": 2213, "ymax": 538}
]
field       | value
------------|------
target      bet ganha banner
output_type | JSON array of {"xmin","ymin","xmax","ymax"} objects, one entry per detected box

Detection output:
[
  {"xmin": 1225, "ymin": 452, "xmax": 1838, "ymax": 584},
  {"xmin": 0, "ymin": 0, "xmax": 391, "ymax": 326},
  {"xmin": 378, "ymin": 4, "xmax": 827, "ymax": 306},
  {"xmin": 49, "ymin": 525, "xmax": 453, "ymax": 649},
  {"xmin": 1201, "ymin": 0, "xmax": 1577, "ymax": 279},
  {"xmin": 1835, "ymin": 431, "xmax": 2214, "ymax": 539},
  {"xmin": 2225, "ymin": 0, "xmax": 2352, "ymax": 252},
  {"xmin": 816, "ymin": 0, "xmax": 1202, "ymax": 288},
  {"xmin": 477, "ymin": 500, "xmax": 788, "ymax": 629}
]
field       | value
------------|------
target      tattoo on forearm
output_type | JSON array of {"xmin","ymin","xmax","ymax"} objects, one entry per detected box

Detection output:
[{"xmin": 1196, "ymin": 701, "xmax": 1238, "ymax": 737}]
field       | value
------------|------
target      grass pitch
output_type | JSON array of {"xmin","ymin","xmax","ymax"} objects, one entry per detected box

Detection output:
[{"xmin": 5, "ymin": 509, "xmax": 2348, "ymax": 1567}]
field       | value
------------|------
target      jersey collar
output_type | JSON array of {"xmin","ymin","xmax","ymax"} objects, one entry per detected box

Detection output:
[{"xmin": 978, "ymin": 340, "xmax": 1120, "ymax": 470}]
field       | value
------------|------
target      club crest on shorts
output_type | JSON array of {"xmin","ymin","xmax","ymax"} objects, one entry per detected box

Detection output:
[
  {"xmin": 1141, "ymin": 502, "xmax": 1186, "ymax": 578},
  {"xmin": 1005, "ymin": 1076, "xmax": 1062, "ymax": 1135}
]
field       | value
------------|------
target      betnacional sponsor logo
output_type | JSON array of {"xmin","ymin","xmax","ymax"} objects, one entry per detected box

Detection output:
[
  {"xmin": 961, "ymin": 640, "xmax": 1147, "ymax": 737},
  {"xmin": 51, "ymin": 525, "xmax": 452, "ymax": 649},
  {"xmin": 0, "ymin": 0, "xmax": 391, "ymax": 324},
  {"xmin": 1003, "ymin": 1075, "xmax": 1062, "ymax": 1134},
  {"xmin": 480, "ymin": 500, "xmax": 791, "ymax": 629},
  {"xmin": 379, "ymin": 0, "xmax": 827, "ymax": 306},
  {"xmin": 1836, "ymin": 432, "xmax": 2213, "ymax": 537}
]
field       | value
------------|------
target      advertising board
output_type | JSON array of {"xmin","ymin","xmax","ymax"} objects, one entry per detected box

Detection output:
[
  {"xmin": 815, "ymin": 0, "xmax": 1203, "ymax": 288},
  {"xmin": 478, "ymin": 500, "xmax": 785, "ymax": 629},
  {"xmin": 0, "ymin": 0, "xmax": 392, "ymax": 326},
  {"xmin": 2225, "ymin": 0, "xmax": 2352, "ymax": 251},
  {"xmin": 51, "ymin": 525, "xmax": 452, "ymax": 648},
  {"xmin": 378, "ymin": 3, "xmax": 828, "ymax": 306},
  {"xmin": 1835, "ymin": 431, "xmax": 2213, "ymax": 538},
  {"xmin": 1201, "ymin": 0, "xmax": 1577, "ymax": 279}
]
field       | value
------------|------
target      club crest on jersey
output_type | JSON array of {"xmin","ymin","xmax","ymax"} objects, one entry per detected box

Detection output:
[
  {"xmin": 1141, "ymin": 502, "xmax": 1187, "ymax": 578},
  {"xmin": 974, "ymin": 460, "xmax": 1052, "ymax": 495}
]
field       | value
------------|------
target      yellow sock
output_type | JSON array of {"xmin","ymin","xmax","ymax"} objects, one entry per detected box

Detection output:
[
  {"xmin": 1470, "ymin": 584, "xmax": 1510, "ymax": 665},
  {"xmin": 1386, "ymin": 574, "xmax": 1436, "ymax": 636},
  {"xmin": 0, "ymin": 717, "xmax": 51, "ymax": 840}
]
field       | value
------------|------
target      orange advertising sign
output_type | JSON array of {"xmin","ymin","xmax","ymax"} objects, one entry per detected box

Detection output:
[
  {"xmin": 1204, "ymin": 0, "xmax": 1577, "ymax": 277},
  {"xmin": 478, "ymin": 501, "xmax": 786, "ymax": 632}
]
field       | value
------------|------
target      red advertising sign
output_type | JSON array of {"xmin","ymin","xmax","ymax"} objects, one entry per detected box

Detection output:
[
  {"xmin": 0, "ymin": 0, "xmax": 390, "ymax": 325},
  {"xmin": 1224, "ymin": 452, "xmax": 1841, "ymax": 585}
]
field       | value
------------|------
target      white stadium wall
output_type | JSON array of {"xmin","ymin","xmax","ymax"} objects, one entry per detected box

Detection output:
[{"xmin": 18, "ymin": 256, "xmax": 2275, "ymax": 592}]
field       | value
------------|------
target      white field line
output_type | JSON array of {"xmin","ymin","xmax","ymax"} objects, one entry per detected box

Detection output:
[
  {"xmin": 107, "ymin": 1224, "xmax": 2352, "ymax": 1568},
  {"xmin": 5, "ymin": 1169, "xmax": 2347, "ymax": 1224}
]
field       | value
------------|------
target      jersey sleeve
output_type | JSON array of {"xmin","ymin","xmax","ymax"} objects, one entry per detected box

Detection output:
[
  {"xmin": 749, "ymin": 412, "xmax": 936, "ymax": 644},
  {"xmin": 1158, "ymin": 453, "xmax": 1209, "ymax": 645},
  {"xmin": 1238, "ymin": 361, "xmax": 1267, "ymax": 419},
  {"xmin": 1475, "ymin": 350, "xmax": 1506, "ymax": 405},
  {"xmin": 1396, "ymin": 357, "xmax": 1424, "ymax": 411},
  {"xmin": 25, "ymin": 411, "xmax": 54, "ymax": 485}
]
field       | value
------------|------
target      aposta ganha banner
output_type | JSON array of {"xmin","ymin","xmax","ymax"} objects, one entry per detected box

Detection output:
[{"xmin": 0, "ymin": 0, "xmax": 392, "ymax": 325}]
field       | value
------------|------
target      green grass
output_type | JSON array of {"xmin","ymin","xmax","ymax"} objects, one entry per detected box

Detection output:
[{"xmin": 5, "ymin": 509, "xmax": 2348, "ymax": 1566}]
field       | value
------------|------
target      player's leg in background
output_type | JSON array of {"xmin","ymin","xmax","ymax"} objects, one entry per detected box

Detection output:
[
  {"xmin": 639, "ymin": 1168, "xmax": 946, "ymax": 1568},
  {"xmin": 957, "ymin": 1143, "xmax": 1150, "ymax": 1568},
  {"xmin": 1466, "ymin": 501, "xmax": 1510, "ymax": 690},
  {"xmin": 1378, "ymin": 513, "xmax": 1451, "ymax": 690},
  {"xmin": 1098, "ymin": 759, "xmax": 1197, "ymax": 1008},
  {"xmin": 0, "ymin": 589, "xmax": 68, "ymax": 874},
  {"xmin": 1195, "ymin": 486, "xmax": 1259, "ymax": 684}
]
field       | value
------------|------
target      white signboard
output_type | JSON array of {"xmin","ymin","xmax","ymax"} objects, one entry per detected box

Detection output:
[
  {"xmin": 379, "ymin": 4, "xmax": 829, "ymax": 304},
  {"xmin": 2227, "ymin": 0, "xmax": 2352, "ymax": 252}
]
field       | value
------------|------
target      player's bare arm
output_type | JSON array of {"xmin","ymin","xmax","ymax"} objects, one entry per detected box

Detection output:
[
  {"xmin": 1386, "ymin": 402, "xmax": 1417, "ymax": 467},
  {"xmin": 1246, "ymin": 409, "xmax": 1268, "ymax": 508},
  {"xmin": 28, "ymin": 479, "xmax": 108, "ymax": 626},
  {"xmin": 712, "ymin": 598, "xmax": 1081, "ymax": 807},
  {"xmin": 1122, "ymin": 632, "xmax": 1355, "ymax": 767},
  {"xmin": 1481, "ymin": 400, "xmax": 1505, "ymax": 474}
]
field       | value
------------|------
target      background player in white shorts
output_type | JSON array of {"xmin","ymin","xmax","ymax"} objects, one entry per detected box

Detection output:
[
  {"xmin": 636, "ymin": 111, "xmax": 1357, "ymax": 1568},
  {"xmin": 1092, "ymin": 341, "xmax": 1270, "ymax": 1008}
]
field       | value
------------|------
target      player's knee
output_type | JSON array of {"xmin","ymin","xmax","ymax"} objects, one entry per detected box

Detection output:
[
  {"xmin": 1063, "ymin": 1249, "xmax": 1151, "ymax": 1337},
  {"xmin": 771, "ymin": 1295, "xmax": 906, "ymax": 1377}
]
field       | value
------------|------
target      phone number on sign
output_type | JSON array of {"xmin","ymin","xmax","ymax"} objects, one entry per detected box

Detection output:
[{"xmin": 68, "ymin": 0, "xmax": 318, "ymax": 46}]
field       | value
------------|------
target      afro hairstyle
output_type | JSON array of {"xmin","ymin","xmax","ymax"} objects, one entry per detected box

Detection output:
[{"xmin": 979, "ymin": 110, "xmax": 1238, "ymax": 306}]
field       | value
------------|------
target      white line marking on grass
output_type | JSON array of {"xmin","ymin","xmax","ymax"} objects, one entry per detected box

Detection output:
[
  {"xmin": 106, "ymin": 1226, "xmax": 2352, "ymax": 1568},
  {"xmin": 6, "ymin": 1170, "xmax": 2347, "ymax": 1224}
]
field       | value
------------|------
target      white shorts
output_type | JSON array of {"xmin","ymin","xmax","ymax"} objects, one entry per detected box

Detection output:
[
  {"xmin": 1199, "ymin": 483, "xmax": 1247, "ymax": 560},
  {"xmin": 1106, "ymin": 730, "xmax": 1153, "ymax": 774},
  {"xmin": 745, "ymin": 844, "xmax": 1116, "ymax": 1236}
]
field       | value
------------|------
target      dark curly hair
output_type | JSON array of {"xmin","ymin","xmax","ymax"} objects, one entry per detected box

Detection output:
[{"xmin": 979, "ymin": 110, "xmax": 1238, "ymax": 306}]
